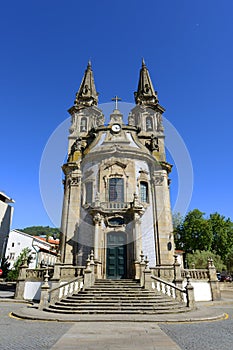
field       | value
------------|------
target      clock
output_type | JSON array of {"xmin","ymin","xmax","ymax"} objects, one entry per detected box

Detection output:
[{"xmin": 111, "ymin": 124, "xmax": 121, "ymax": 133}]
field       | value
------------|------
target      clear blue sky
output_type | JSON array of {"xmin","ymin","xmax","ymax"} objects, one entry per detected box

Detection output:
[{"xmin": 1, "ymin": 0, "xmax": 233, "ymax": 229}]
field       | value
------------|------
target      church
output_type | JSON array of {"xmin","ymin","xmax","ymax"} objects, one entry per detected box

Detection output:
[{"xmin": 59, "ymin": 60, "xmax": 175, "ymax": 280}]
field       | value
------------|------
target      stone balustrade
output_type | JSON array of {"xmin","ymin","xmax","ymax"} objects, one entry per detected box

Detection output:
[
  {"xmin": 49, "ymin": 276, "xmax": 84, "ymax": 305},
  {"xmin": 149, "ymin": 275, "xmax": 188, "ymax": 303},
  {"xmin": 151, "ymin": 266, "xmax": 174, "ymax": 281},
  {"xmin": 26, "ymin": 268, "xmax": 54, "ymax": 281},
  {"xmin": 182, "ymin": 269, "xmax": 209, "ymax": 280},
  {"xmin": 91, "ymin": 201, "xmax": 131, "ymax": 211}
]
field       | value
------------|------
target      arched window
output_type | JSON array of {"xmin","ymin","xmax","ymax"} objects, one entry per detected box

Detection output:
[
  {"xmin": 146, "ymin": 116, "xmax": 153, "ymax": 131},
  {"xmin": 109, "ymin": 178, "xmax": 124, "ymax": 202},
  {"xmin": 85, "ymin": 182, "xmax": 93, "ymax": 203},
  {"xmin": 80, "ymin": 117, "xmax": 87, "ymax": 132},
  {"xmin": 140, "ymin": 181, "xmax": 148, "ymax": 203}
]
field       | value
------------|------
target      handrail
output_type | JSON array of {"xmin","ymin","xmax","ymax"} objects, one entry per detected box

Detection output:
[
  {"xmin": 151, "ymin": 275, "xmax": 185, "ymax": 293},
  {"xmin": 150, "ymin": 275, "xmax": 187, "ymax": 304},
  {"xmin": 48, "ymin": 275, "xmax": 84, "ymax": 304}
]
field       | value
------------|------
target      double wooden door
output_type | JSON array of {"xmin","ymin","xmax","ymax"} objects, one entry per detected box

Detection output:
[{"xmin": 106, "ymin": 232, "xmax": 126, "ymax": 279}]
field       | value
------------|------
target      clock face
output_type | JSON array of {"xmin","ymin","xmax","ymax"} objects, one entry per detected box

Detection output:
[{"xmin": 111, "ymin": 124, "xmax": 121, "ymax": 133}]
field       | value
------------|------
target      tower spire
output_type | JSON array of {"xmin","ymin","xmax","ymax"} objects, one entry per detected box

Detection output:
[
  {"xmin": 74, "ymin": 61, "xmax": 99, "ymax": 109},
  {"xmin": 134, "ymin": 59, "xmax": 158, "ymax": 107}
]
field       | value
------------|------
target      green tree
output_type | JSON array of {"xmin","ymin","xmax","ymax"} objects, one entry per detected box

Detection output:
[
  {"xmin": 225, "ymin": 248, "xmax": 233, "ymax": 273},
  {"xmin": 186, "ymin": 250, "xmax": 226, "ymax": 271},
  {"xmin": 19, "ymin": 226, "xmax": 60, "ymax": 238},
  {"xmin": 174, "ymin": 209, "xmax": 213, "ymax": 252},
  {"xmin": 173, "ymin": 212, "xmax": 184, "ymax": 250},
  {"xmin": 209, "ymin": 213, "xmax": 233, "ymax": 261},
  {"xmin": 0, "ymin": 257, "xmax": 10, "ymax": 278},
  {"xmin": 6, "ymin": 247, "xmax": 32, "ymax": 281}
]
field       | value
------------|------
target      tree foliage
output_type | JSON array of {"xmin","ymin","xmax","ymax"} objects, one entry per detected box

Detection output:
[
  {"xmin": 186, "ymin": 250, "xmax": 226, "ymax": 272},
  {"xmin": 0, "ymin": 257, "xmax": 10, "ymax": 278},
  {"xmin": 174, "ymin": 209, "xmax": 213, "ymax": 252},
  {"xmin": 209, "ymin": 213, "xmax": 233, "ymax": 260},
  {"xmin": 6, "ymin": 247, "xmax": 32, "ymax": 281},
  {"xmin": 19, "ymin": 226, "xmax": 60, "ymax": 238},
  {"xmin": 174, "ymin": 209, "xmax": 233, "ymax": 272}
]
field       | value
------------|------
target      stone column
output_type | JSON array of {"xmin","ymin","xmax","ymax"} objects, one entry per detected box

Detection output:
[
  {"xmin": 134, "ymin": 212, "xmax": 142, "ymax": 263},
  {"xmin": 208, "ymin": 258, "xmax": 221, "ymax": 301},
  {"xmin": 60, "ymin": 180, "xmax": 70, "ymax": 262},
  {"xmin": 93, "ymin": 213, "xmax": 102, "ymax": 260},
  {"xmin": 63, "ymin": 167, "xmax": 82, "ymax": 265},
  {"xmin": 152, "ymin": 169, "xmax": 174, "ymax": 266}
]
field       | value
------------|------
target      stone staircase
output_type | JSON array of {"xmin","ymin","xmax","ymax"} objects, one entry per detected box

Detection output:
[{"xmin": 45, "ymin": 279, "xmax": 190, "ymax": 314}]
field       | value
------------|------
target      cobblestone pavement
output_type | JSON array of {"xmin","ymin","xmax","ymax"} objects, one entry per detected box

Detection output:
[
  {"xmin": 160, "ymin": 304, "xmax": 233, "ymax": 350},
  {"xmin": 0, "ymin": 302, "xmax": 72, "ymax": 350}
]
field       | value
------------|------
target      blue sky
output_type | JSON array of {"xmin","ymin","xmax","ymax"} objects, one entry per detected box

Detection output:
[{"xmin": 1, "ymin": 0, "xmax": 233, "ymax": 229}]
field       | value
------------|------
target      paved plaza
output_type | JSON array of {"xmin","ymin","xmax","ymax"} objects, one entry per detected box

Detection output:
[{"xmin": 0, "ymin": 288, "xmax": 233, "ymax": 350}]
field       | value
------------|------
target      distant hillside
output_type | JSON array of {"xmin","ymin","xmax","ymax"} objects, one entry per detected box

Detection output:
[{"xmin": 18, "ymin": 226, "xmax": 60, "ymax": 238}]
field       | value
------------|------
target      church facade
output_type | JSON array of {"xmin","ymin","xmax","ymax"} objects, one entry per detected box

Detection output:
[{"xmin": 59, "ymin": 60, "xmax": 174, "ymax": 280}]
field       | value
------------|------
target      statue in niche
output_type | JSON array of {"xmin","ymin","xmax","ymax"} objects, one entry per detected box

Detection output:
[
  {"xmin": 146, "ymin": 116, "xmax": 153, "ymax": 131},
  {"xmin": 146, "ymin": 134, "xmax": 159, "ymax": 152},
  {"xmin": 128, "ymin": 113, "xmax": 135, "ymax": 126},
  {"xmin": 82, "ymin": 84, "xmax": 89, "ymax": 95},
  {"xmin": 68, "ymin": 137, "xmax": 83, "ymax": 162},
  {"xmin": 151, "ymin": 135, "xmax": 159, "ymax": 151},
  {"xmin": 157, "ymin": 113, "xmax": 163, "ymax": 131}
]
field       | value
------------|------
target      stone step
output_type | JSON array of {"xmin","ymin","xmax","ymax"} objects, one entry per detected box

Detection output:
[
  {"xmin": 44, "ymin": 278, "xmax": 188, "ymax": 315},
  {"xmin": 65, "ymin": 296, "xmax": 166, "ymax": 301},
  {"xmin": 48, "ymin": 303, "xmax": 185, "ymax": 311},
  {"xmin": 45, "ymin": 306, "xmax": 189, "ymax": 315},
  {"xmin": 56, "ymin": 301, "xmax": 181, "ymax": 307}
]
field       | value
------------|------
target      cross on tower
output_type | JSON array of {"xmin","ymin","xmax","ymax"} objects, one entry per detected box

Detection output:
[{"xmin": 111, "ymin": 95, "xmax": 122, "ymax": 110}]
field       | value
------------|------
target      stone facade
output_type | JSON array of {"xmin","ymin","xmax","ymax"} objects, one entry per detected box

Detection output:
[{"xmin": 60, "ymin": 61, "xmax": 175, "ymax": 279}]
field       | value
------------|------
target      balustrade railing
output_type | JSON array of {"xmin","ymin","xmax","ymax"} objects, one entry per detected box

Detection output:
[
  {"xmin": 91, "ymin": 201, "xmax": 131, "ymax": 210},
  {"xmin": 151, "ymin": 266, "xmax": 174, "ymax": 281},
  {"xmin": 150, "ymin": 275, "xmax": 187, "ymax": 303},
  {"xmin": 49, "ymin": 276, "xmax": 84, "ymax": 304},
  {"xmin": 182, "ymin": 269, "xmax": 209, "ymax": 280},
  {"xmin": 26, "ymin": 267, "xmax": 54, "ymax": 280}
]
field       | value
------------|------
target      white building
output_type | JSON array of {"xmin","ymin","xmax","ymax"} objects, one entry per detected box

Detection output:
[
  {"xmin": 5, "ymin": 229, "xmax": 58, "ymax": 269},
  {"xmin": 0, "ymin": 191, "xmax": 14, "ymax": 264}
]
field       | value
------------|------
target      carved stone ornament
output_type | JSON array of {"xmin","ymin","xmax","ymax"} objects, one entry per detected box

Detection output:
[
  {"xmin": 71, "ymin": 176, "xmax": 81, "ymax": 185},
  {"xmin": 153, "ymin": 175, "xmax": 164, "ymax": 186},
  {"xmin": 93, "ymin": 212, "xmax": 102, "ymax": 225}
]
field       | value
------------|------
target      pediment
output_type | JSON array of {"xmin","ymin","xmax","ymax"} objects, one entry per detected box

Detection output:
[{"xmin": 104, "ymin": 160, "xmax": 127, "ymax": 170}]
